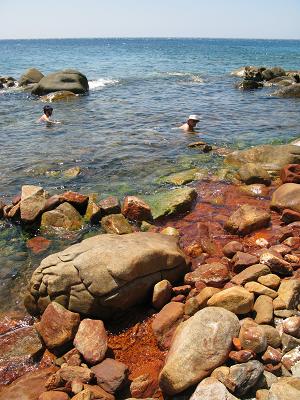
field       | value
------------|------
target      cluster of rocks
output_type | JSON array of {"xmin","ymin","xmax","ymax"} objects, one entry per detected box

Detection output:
[
  {"xmin": 0, "ymin": 185, "xmax": 197, "ymax": 234},
  {"xmin": 231, "ymin": 65, "xmax": 300, "ymax": 96},
  {"xmin": 1, "ymin": 67, "xmax": 89, "ymax": 99}
]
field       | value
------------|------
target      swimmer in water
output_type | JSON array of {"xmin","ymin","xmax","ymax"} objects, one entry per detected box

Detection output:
[
  {"xmin": 179, "ymin": 114, "xmax": 200, "ymax": 133},
  {"xmin": 38, "ymin": 105, "xmax": 60, "ymax": 124}
]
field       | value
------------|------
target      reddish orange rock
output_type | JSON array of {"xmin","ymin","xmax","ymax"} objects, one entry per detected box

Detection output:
[
  {"xmin": 27, "ymin": 236, "xmax": 51, "ymax": 254},
  {"xmin": 232, "ymin": 337, "xmax": 242, "ymax": 351},
  {"xmin": 60, "ymin": 191, "xmax": 89, "ymax": 215},
  {"xmin": 261, "ymin": 346, "xmax": 282, "ymax": 364},
  {"xmin": 280, "ymin": 164, "xmax": 300, "ymax": 184},
  {"xmin": 91, "ymin": 358, "xmax": 128, "ymax": 394},
  {"xmin": 73, "ymin": 319, "xmax": 108, "ymax": 365},
  {"xmin": 122, "ymin": 195, "xmax": 152, "ymax": 222},
  {"xmin": 98, "ymin": 196, "xmax": 120, "ymax": 216},
  {"xmin": 35, "ymin": 302, "xmax": 80, "ymax": 349},
  {"xmin": 282, "ymin": 208, "xmax": 300, "ymax": 224},
  {"xmin": 38, "ymin": 391, "xmax": 70, "ymax": 400},
  {"xmin": 229, "ymin": 349, "xmax": 255, "ymax": 363},
  {"xmin": 185, "ymin": 262, "xmax": 230, "ymax": 288}
]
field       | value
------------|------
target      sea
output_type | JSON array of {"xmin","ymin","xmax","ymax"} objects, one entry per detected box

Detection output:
[{"xmin": 0, "ymin": 38, "xmax": 300, "ymax": 310}]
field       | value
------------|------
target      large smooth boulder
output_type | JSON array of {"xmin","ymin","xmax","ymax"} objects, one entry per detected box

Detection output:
[
  {"xmin": 159, "ymin": 307, "xmax": 240, "ymax": 395},
  {"xmin": 25, "ymin": 232, "xmax": 188, "ymax": 318},
  {"xmin": 31, "ymin": 69, "xmax": 89, "ymax": 95},
  {"xmin": 225, "ymin": 144, "xmax": 300, "ymax": 172},
  {"xmin": 271, "ymin": 183, "xmax": 300, "ymax": 213},
  {"xmin": 18, "ymin": 68, "xmax": 44, "ymax": 86},
  {"xmin": 273, "ymin": 83, "xmax": 300, "ymax": 97}
]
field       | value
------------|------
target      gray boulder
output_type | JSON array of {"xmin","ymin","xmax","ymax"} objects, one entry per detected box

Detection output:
[
  {"xmin": 25, "ymin": 232, "xmax": 187, "ymax": 318},
  {"xmin": 189, "ymin": 377, "xmax": 238, "ymax": 400},
  {"xmin": 31, "ymin": 69, "xmax": 89, "ymax": 95},
  {"xmin": 225, "ymin": 144, "xmax": 300, "ymax": 172},
  {"xmin": 273, "ymin": 83, "xmax": 300, "ymax": 98},
  {"xmin": 159, "ymin": 307, "xmax": 240, "ymax": 395},
  {"xmin": 18, "ymin": 68, "xmax": 44, "ymax": 86},
  {"xmin": 225, "ymin": 360, "xmax": 264, "ymax": 396}
]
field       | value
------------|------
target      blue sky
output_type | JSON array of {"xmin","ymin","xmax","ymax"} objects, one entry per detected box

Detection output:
[{"xmin": 1, "ymin": 0, "xmax": 299, "ymax": 39}]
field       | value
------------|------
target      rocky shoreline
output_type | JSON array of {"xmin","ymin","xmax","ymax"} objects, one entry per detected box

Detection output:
[{"xmin": 0, "ymin": 139, "xmax": 300, "ymax": 400}]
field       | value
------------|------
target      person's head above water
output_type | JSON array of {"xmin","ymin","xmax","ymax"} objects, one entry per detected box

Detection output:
[
  {"xmin": 187, "ymin": 114, "xmax": 200, "ymax": 128},
  {"xmin": 43, "ymin": 105, "xmax": 53, "ymax": 117}
]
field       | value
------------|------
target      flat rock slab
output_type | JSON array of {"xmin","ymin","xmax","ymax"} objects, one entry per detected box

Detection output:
[{"xmin": 25, "ymin": 232, "xmax": 187, "ymax": 318}]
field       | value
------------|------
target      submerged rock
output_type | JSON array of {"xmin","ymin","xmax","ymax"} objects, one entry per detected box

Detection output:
[
  {"xmin": 25, "ymin": 232, "xmax": 188, "ymax": 318},
  {"xmin": 143, "ymin": 187, "xmax": 197, "ymax": 220},
  {"xmin": 41, "ymin": 202, "xmax": 83, "ymax": 231},
  {"xmin": 40, "ymin": 90, "xmax": 79, "ymax": 102},
  {"xmin": 273, "ymin": 83, "xmax": 300, "ymax": 97},
  {"xmin": 31, "ymin": 69, "xmax": 89, "ymax": 95},
  {"xmin": 160, "ymin": 169, "xmax": 200, "ymax": 185},
  {"xmin": 158, "ymin": 307, "xmax": 240, "ymax": 395},
  {"xmin": 238, "ymin": 162, "xmax": 271, "ymax": 185}
]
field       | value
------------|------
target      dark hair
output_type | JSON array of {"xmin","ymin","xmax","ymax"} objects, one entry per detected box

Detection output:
[{"xmin": 43, "ymin": 105, "xmax": 53, "ymax": 114}]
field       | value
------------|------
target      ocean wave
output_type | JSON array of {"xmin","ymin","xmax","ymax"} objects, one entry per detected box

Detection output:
[
  {"xmin": 165, "ymin": 72, "xmax": 203, "ymax": 83},
  {"xmin": 88, "ymin": 78, "xmax": 119, "ymax": 90}
]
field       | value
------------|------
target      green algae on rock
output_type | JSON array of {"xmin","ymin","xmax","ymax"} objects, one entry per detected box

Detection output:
[
  {"xmin": 159, "ymin": 169, "xmax": 201, "ymax": 186},
  {"xmin": 142, "ymin": 187, "xmax": 197, "ymax": 220}
]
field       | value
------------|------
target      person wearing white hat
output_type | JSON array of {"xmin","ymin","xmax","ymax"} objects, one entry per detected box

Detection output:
[{"xmin": 180, "ymin": 114, "xmax": 201, "ymax": 132}]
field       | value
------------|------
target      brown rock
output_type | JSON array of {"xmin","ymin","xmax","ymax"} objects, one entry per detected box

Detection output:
[
  {"xmin": 101, "ymin": 214, "xmax": 133, "ymax": 234},
  {"xmin": 258, "ymin": 274, "xmax": 281, "ymax": 289},
  {"xmin": 35, "ymin": 302, "xmax": 80, "ymax": 349},
  {"xmin": 172, "ymin": 285, "xmax": 191, "ymax": 296},
  {"xmin": 253, "ymin": 295, "xmax": 274, "ymax": 324},
  {"xmin": 122, "ymin": 196, "xmax": 152, "ymax": 222},
  {"xmin": 185, "ymin": 262, "xmax": 230, "ymax": 288},
  {"xmin": 232, "ymin": 251, "xmax": 259, "ymax": 272},
  {"xmin": 171, "ymin": 294, "xmax": 185, "ymax": 302},
  {"xmin": 282, "ymin": 209, "xmax": 300, "ymax": 224},
  {"xmin": 277, "ymin": 279, "xmax": 300, "ymax": 309},
  {"xmin": 99, "ymin": 196, "xmax": 121, "ymax": 216},
  {"xmin": 84, "ymin": 195, "xmax": 102, "ymax": 224},
  {"xmin": 271, "ymin": 183, "xmax": 300, "ymax": 213},
  {"xmin": 73, "ymin": 319, "xmax": 107, "ymax": 365},
  {"xmin": 151, "ymin": 302, "xmax": 184, "ymax": 350},
  {"xmin": 27, "ymin": 236, "xmax": 51, "ymax": 255},
  {"xmin": 130, "ymin": 374, "xmax": 156, "ymax": 399},
  {"xmin": 256, "ymin": 389, "xmax": 269, "ymax": 400},
  {"xmin": 38, "ymin": 392, "xmax": 70, "ymax": 400},
  {"xmin": 231, "ymin": 264, "xmax": 270, "ymax": 285},
  {"xmin": 91, "ymin": 358, "xmax": 128, "ymax": 394},
  {"xmin": 71, "ymin": 390, "xmax": 92, "ymax": 400},
  {"xmin": 269, "ymin": 244, "xmax": 291, "ymax": 256},
  {"xmin": 224, "ymin": 360, "xmax": 264, "ymax": 396},
  {"xmin": 238, "ymin": 162, "xmax": 271, "ymax": 185},
  {"xmin": 268, "ymin": 376, "xmax": 300, "ymax": 399},
  {"xmin": 244, "ymin": 281, "xmax": 278, "ymax": 299},
  {"xmin": 225, "ymin": 205, "xmax": 271, "ymax": 236},
  {"xmin": 223, "ymin": 241, "xmax": 244, "ymax": 258},
  {"xmin": 7, "ymin": 202, "xmax": 20, "ymax": 220},
  {"xmin": 20, "ymin": 185, "xmax": 47, "ymax": 223},
  {"xmin": 195, "ymin": 287, "xmax": 221, "ymax": 309},
  {"xmin": 280, "ymin": 164, "xmax": 300, "ymax": 184},
  {"xmin": 281, "ymin": 347, "xmax": 300, "ymax": 370},
  {"xmin": 262, "ymin": 346, "xmax": 282, "ymax": 364},
  {"xmin": 260, "ymin": 325, "xmax": 282, "ymax": 348},
  {"xmin": 41, "ymin": 203, "xmax": 83, "ymax": 231},
  {"xmin": 60, "ymin": 192, "xmax": 89, "ymax": 215},
  {"xmin": 58, "ymin": 365, "xmax": 93, "ymax": 384},
  {"xmin": 283, "ymin": 316, "xmax": 300, "ymax": 338},
  {"xmin": 61, "ymin": 348, "xmax": 82, "ymax": 366},
  {"xmin": 260, "ymin": 250, "xmax": 293, "ymax": 276},
  {"xmin": 71, "ymin": 379, "xmax": 84, "ymax": 394},
  {"xmin": 184, "ymin": 297, "xmax": 200, "ymax": 316},
  {"xmin": 239, "ymin": 323, "xmax": 267, "ymax": 353},
  {"xmin": 83, "ymin": 384, "xmax": 115, "ymax": 400},
  {"xmin": 207, "ymin": 286, "xmax": 254, "ymax": 314},
  {"xmin": 281, "ymin": 333, "xmax": 300, "ymax": 353},
  {"xmin": 152, "ymin": 280, "xmax": 172, "ymax": 310},
  {"xmin": 229, "ymin": 349, "xmax": 255, "ymax": 363}
]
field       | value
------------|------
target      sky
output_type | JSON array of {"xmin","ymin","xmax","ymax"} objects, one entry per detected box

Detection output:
[{"xmin": 1, "ymin": 0, "xmax": 300, "ymax": 40}]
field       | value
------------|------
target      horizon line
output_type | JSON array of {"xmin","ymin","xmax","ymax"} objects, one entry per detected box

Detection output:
[{"xmin": 1, "ymin": 35, "xmax": 300, "ymax": 41}]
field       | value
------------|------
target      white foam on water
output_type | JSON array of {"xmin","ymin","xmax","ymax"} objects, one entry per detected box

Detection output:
[
  {"xmin": 88, "ymin": 78, "xmax": 119, "ymax": 90},
  {"xmin": 165, "ymin": 72, "xmax": 203, "ymax": 83}
]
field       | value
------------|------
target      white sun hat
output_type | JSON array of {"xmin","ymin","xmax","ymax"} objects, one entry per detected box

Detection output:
[{"xmin": 188, "ymin": 114, "xmax": 200, "ymax": 121}]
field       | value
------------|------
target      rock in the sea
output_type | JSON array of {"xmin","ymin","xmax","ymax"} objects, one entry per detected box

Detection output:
[
  {"xmin": 91, "ymin": 358, "xmax": 128, "ymax": 394},
  {"xmin": 73, "ymin": 319, "xmax": 107, "ymax": 365},
  {"xmin": 99, "ymin": 196, "xmax": 121, "ymax": 216},
  {"xmin": 271, "ymin": 183, "xmax": 300, "ymax": 213},
  {"xmin": 207, "ymin": 286, "xmax": 254, "ymax": 314},
  {"xmin": 25, "ymin": 233, "xmax": 188, "ymax": 318},
  {"xmin": 225, "ymin": 204, "xmax": 270, "ymax": 236},
  {"xmin": 60, "ymin": 192, "xmax": 89, "ymax": 215},
  {"xmin": 31, "ymin": 69, "xmax": 89, "ymax": 95},
  {"xmin": 160, "ymin": 169, "xmax": 200, "ymax": 186},
  {"xmin": 225, "ymin": 144, "xmax": 300, "ymax": 172},
  {"xmin": 20, "ymin": 185, "xmax": 47, "ymax": 223},
  {"xmin": 122, "ymin": 196, "xmax": 152, "ymax": 222},
  {"xmin": 189, "ymin": 377, "xmax": 238, "ymax": 400},
  {"xmin": 142, "ymin": 187, "xmax": 197, "ymax": 220},
  {"xmin": 158, "ymin": 307, "xmax": 240, "ymax": 395},
  {"xmin": 238, "ymin": 162, "xmax": 271, "ymax": 185},
  {"xmin": 225, "ymin": 360, "xmax": 264, "ymax": 396},
  {"xmin": 101, "ymin": 214, "xmax": 134, "ymax": 234},
  {"xmin": 238, "ymin": 80, "xmax": 263, "ymax": 89},
  {"xmin": 63, "ymin": 166, "xmax": 81, "ymax": 178},
  {"xmin": 35, "ymin": 302, "xmax": 80, "ymax": 349},
  {"xmin": 18, "ymin": 68, "xmax": 44, "ymax": 86},
  {"xmin": 281, "ymin": 164, "xmax": 300, "ymax": 184},
  {"xmin": 273, "ymin": 83, "xmax": 300, "ymax": 97},
  {"xmin": 40, "ymin": 90, "xmax": 79, "ymax": 102},
  {"xmin": 41, "ymin": 202, "xmax": 83, "ymax": 231}
]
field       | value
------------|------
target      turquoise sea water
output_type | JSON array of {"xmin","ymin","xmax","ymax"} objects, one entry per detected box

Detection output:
[{"xmin": 0, "ymin": 38, "xmax": 300, "ymax": 310}]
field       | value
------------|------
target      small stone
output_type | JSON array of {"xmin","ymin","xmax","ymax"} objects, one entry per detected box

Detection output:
[
  {"xmin": 130, "ymin": 374, "xmax": 156, "ymax": 399},
  {"xmin": 122, "ymin": 195, "xmax": 152, "ymax": 222},
  {"xmin": 190, "ymin": 377, "xmax": 238, "ymax": 400},
  {"xmin": 229, "ymin": 349, "xmax": 255, "ymax": 363},
  {"xmin": 207, "ymin": 286, "xmax": 254, "ymax": 314},
  {"xmin": 41, "ymin": 202, "xmax": 83, "ymax": 231},
  {"xmin": 27, "ymin": 236, "xmax": 51, "ymax": 254},
  {"xmin": 260, "ymin": 325, "xmax": 282, "ymax": 348},
  {"xmin": 99, "ymin": 196, "xmax": 121, "ymax": 216},
  {"xmin": 20, "ymin": 185, "xmax": 47, "ymax": 223},
  {"xmin": 185, "ymin": 262, "xmax": 230, "ymax": 288},
  {"xmin": 224, "ymin": 360, "xmax": 264, "ymax": 396},
  {"xmin": 277, "ymin": 279, "xmax": 300, "ymax": 309},
  {"xmin": 71, "ymin": 379, "xmax": 84, "ymax": 394},
  {"xmin": 211, "ymin": 366, "xmax": 230, "ymax": 385},
  {"xmin": 171, "ymin": 294, "xmax": 185, "ymax": 302},
  {"xmin": 172, "ymin": 285, "xmax": 191, "ymax": 296},
  {"xmin": 262, "ymin": 346, "xmax": 282, "ymax": 364},
  {"xmin": 245, "ymin": 281, "xmax": 278, "ymax": 299},
  {"xmin": 232, "ymin": 251, "xmax": 259, "ymax": 273},
  {"xmin": 38, "ymin": 391, "xmax": 70, "ymax": 400},
  {"xmin": 152, "ymin": 280, "xmax": 172, "ymax": 310},
  {"xmin": 282, "ymin": 348, "xmax": 300, "ymax": 371},
  {"xmin": 260, "ymin": 250, "xmax": 293, "ymax": 276},
  {"xmin": 238, "ymin": 163, "xmax": 271, "ymax": 185},
  {"xmin": 35, "ymin": 302, "xmax": 80, "ymax": 349},
  {"xmin": 284, "ymin": 254, "xmax": 300, "ymax": 264},
  {"xmin": 223, "ymin": 241, "xmax": 244, "ymax": 258},
  {"xmin": 256, "ymin": 238, "xmax": 269, "ymax": 248},
  {"xmin": 83, "ymin": 384, "xmax": 114, "ymax": 400},
  {"xmin": 151, "ymin": 302, "xmax": 184, "ymax": 350},
  {"xmin": 256, "ymin": 389, "xmax": 270, "ymax": 400},
  {"xmin": 283, "ymin": 316, "xmax": 300, "ymax": 338},
  {"xmin": 73, "ymin": 319, "xmax": 108, "ymax": 365},
  {"xmin": 282, "ymin": 209, "xmax": 300, "ymax": 224},
  {"xmin": 91, "ymin": 358, "xmax": 128, "ymax": 394},
  {"xmin": 268, "ymin": 376, "xmax": 300, "ymax": 399},
  {"xmin": 101, "ymin": 214, "xmax": 133, "ymax": 234},
  {"xmin": 275, "ymin": 310, "xmax": 298, "ymax": 318},
  {"xmin": 282, "ymin": 333, "xmax": 300, "ymax": 353},
  {"xmin": 71, "ymin": 389, "xmax": 93, "ymax": 400},
  {"xmin": 58, "ymin": 365, "xmax": 93, "ymax": 384},
  {"xmin": 160, "ymin": 227, "xmax": 179, "ymax": 236},
  {"xmin": 258, "ymin": 274, "xmax": 281, "ymax": 289},
  {"xmin": 269, "ymin": 244, "xmax": 292, "ymax": 256},
  {"xmin": 60, "ymin": 191, "xmax": 89, "ymax": 215},
  {"xmin": 239, "ymin": 322, "xmax": 267, "ymax": 353},
  {"xmin": 63, "ymin": 166, "xmax": 81, "ymax": 178},
  {"xmin": 253, "ymin": 295, "xmax": 274, "ymax": 324},
  {"xmin": 231, "ymin": 264, "xmax": 270, "ymax": 285}
]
